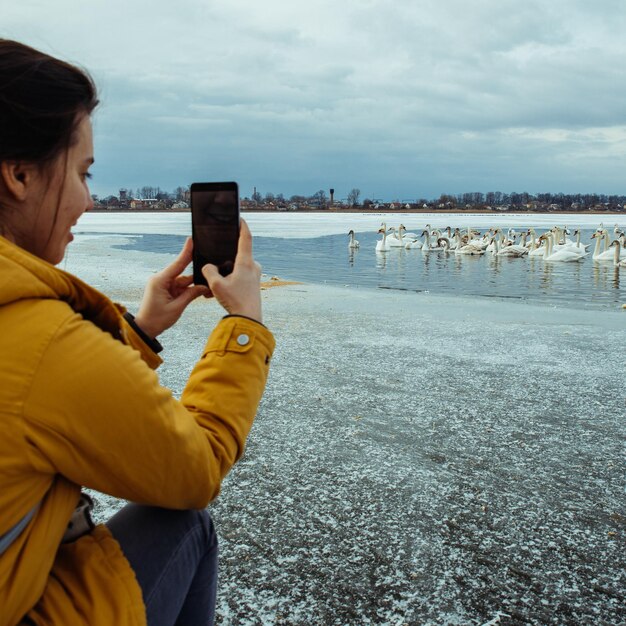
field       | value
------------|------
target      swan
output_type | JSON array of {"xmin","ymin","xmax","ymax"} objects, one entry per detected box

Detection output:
[
  {"xmin": 448, "ymin": 228, "xmax": 462, "ymax": 250},
  {"xmin": 426, "ymin": 231, "xmax": 446, "ymax": 250},
  {"xmin": 541, "ymin": 233, "xmax": 587, "ymax": 262},
  {"xmin": 592, "ymin": 231, "xmax": 625, "ymax": 262},
  {"xmin": 437, "ymin": 237, "xmax": 452, "ymax": 253},
  {"xmin": 399, "ymin": 224, "xmax": 419, "ymax": 239},
  {"xmin": 404, "ymin": 236, "xmax": 423, "ymax": 249},
  {"xmin": 375, "ymin": 227, "xmax": 390, "ymax": 252},
  {"xmin": 527, "ymin": 229, "xmax": 546, "ymax": 257},
  {"xmin": 554, "ymin": 226, "xmax": 574, "ymax": 246},
  {"xmin": 506, "ymin": 228, "xmax": 517, "ymax": 243},
  {"xmin": 450, "ymin": 228, "xmax": 466, "ymax": 250},
  {"xmin": 486, "ymin": 229, "xmax": 504, "ymax": 253},
  {"xmin": 439, "ymin": 226, "xmax": 460, "ymax": 248},
  {"xmin": 493, "ymin": 236, "xmax": 528, "ymax": 257},
  {"xmin": 420, "ymin": 229, "xmax": 432, "ymax": 252},
  {"xmin": 547, "ymin": 227, "xmax": 587, "ymax": 256},
  {"xmin": 611, "ymin": 239, "xmax": 626, "ymax": 267},
  {"xmin": 386, "ymin": 227, "xmax": 405, "ymax": 247},
  {"xmin": 459, "ymin": 227, "xmax": 482, "ymax": 248},
  {"xmin": 387, "ymin": 225, "xmax": 416, "ymax": 247},
  {"xmin": 590, "ymin": 231, "xmax": 605, "ymax": 260},
  {"xmin": 348, "ymin": 229, "xmax": 360, "ymax": 249},
  {"xmin": 467, "ymin": 231, "xmax": 487, "ymax": 249},
  {"xmin": 455, "ymin": 241, "xmax": 485, "ymax": 255},
  {"xmin": 518, "ymin": 231, "xmax": 529, "ymax": 247},
  {"xmin": 571, "ymin": 229, "xmax": 589, "ymax": 251}
]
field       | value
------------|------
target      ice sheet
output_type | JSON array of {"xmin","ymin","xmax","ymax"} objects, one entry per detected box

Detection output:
[
  {"xmin": 77, "ymin": 211, "xmax": 626, "ymax": 239},
  {"xmin": 63, "ymin": 234, "xmax": 625, "ymax": 625}
]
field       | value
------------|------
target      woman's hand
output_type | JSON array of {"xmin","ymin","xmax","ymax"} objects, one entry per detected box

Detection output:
[
  {"xmin": 134, "ymin": 237, "xmax": 210, "ymax": 339},
  {"xmin": 202, "ymin": 219, "xmax": 263, "ymax": 323}
]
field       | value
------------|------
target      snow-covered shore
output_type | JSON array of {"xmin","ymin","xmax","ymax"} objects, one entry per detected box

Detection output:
[{"xmin": 66, "ymin": 235, "xmax": 625, "ymax": 625}]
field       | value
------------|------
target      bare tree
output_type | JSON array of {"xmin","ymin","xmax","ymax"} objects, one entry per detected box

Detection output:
[
  {"xmin": 310, "ymin": 190, "xmax": 327, "ymax": 208},
  {"xmin": 347, "ymin": 188, "xmax": 361, "ymax": 207},
  {"xmin": 173, "ymin": 186, "xmax": 188, "ymax": 201},
  {"xmin": 140, "ymin": 186, "xmax": 157, "ymax": 199}
]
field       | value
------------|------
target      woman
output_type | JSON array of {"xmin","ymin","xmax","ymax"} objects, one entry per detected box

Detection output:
[{"xmin": 0, "ymin": 39, "xmax": 275, "ymax": 626}]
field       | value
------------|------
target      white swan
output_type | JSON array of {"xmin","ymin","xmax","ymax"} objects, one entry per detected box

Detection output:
[
  {"xmin": 486, "ymin": 229, "xmax": 504, "ymax": 253},
  {"xmin": 375, "ymin": 227, "xmax": 390, "ymax": 252},
  {"xmin": 437, "ymin": 237, "xmax": 452, "ymax": 253},
  {"xmin": 348, "ymin": 230, "xmax": 360, "ymax": 249},
  {"xmin": 421, "ymin": 230, "xmax": 446, "ymax": 251},
  {"xmin": 404, "ymin": 236, "xmax": 423, "ymax": 249},
  {"xmin": 541, "ymin": 233, "xmax": 587, "ymax": 262},
  {"xmin": 399, "ymin": 224, "xmax": 419, "ymax": 239},
  {"xmin": 506, "ymin": 228, "xmax": 517, "ymax": 244},
  {"xmin": 553, "ymin": 226, "xmax": 574, "ymax": 246},
  {"xmin": 549, "ymin": 227, "xmax": 586, "ymax": 255},
  {"xmin": 493, "ymin": 236, "xmax": 528, "ymax": 257},
  {"xmin": 455, "ymin": 241, "xmax": 485, "ymax": 255},
  {"xmin": 527, "ymin": 229, "xmax": 546, "ymax": 257},
  {"xmin": 592, "ymin": 231, "xmax": 625, "ymax": 262},
  {"xmin": 590, "ymin": 231, "xmax": 605, "ymax": 260},
  {"xmin": 570, "ymin": 229, "xmax": 589, "ymax": 251},
  {"xmin": 420, "ymin": 229, "xmax": 434, "ymax": 252},
  {"xmin": 387, "ymin": 226, "xmax": 408, "ymax": 247}
]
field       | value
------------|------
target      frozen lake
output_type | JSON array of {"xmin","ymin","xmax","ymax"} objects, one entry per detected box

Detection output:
[
  {"xmin": 74, "ymin": 212, "xmax": 626, "ymax": 312},
  {"xmin": 77, "ymin": 210, "xmax": 626, "ymax": 239},
  {"xmin": 63, "ymin": 215, "xmax": 625, "ymax": 625}
]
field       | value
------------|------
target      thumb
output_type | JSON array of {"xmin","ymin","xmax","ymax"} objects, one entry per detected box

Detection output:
[{"xmin": 201, "ymin": 263, "xmax": 221, "ymax": 288}]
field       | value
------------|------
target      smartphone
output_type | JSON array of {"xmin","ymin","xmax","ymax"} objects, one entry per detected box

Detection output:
[{"xmin": 190, "ymin": 182, "xmax": 240, "ymax": 285}]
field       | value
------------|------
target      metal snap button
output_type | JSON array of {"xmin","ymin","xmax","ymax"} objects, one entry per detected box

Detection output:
[{"xmin": 236, "ymin": 334, "xmax": 250, "ymax": 346}]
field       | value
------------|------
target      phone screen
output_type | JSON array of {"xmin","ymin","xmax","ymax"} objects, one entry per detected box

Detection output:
[{"xmin": 191, "ymin": 182, "xmax": 240, "ymax": 285}]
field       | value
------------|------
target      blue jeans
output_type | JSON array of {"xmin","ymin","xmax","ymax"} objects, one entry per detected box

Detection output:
[{"xmin": 106, "ymin": 504, "xmax": 218, "ymax": 626}]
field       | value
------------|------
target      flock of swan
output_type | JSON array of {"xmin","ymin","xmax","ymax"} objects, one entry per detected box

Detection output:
[{"xmin": 347, "ymin": 223, "xmax": 626, "ymax": 267}]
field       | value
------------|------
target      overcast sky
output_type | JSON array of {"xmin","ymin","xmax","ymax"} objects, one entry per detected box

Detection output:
[{"xmin": 3, "ymin": 0, "xmax": 626, "ymax": 201}]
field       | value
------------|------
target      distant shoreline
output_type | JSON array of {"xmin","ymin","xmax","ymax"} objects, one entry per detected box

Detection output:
[{"xmin": 90, "ymin": 208, "xmax": 625, "ymax": 215}]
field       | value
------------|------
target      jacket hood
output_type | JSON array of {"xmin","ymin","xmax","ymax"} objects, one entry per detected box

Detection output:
[{"xmin": 0, "ymin": 235, "xmax": 125, "ymax": 339}]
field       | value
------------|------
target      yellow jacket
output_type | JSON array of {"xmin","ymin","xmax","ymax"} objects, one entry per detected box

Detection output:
[{"xmin": 0, "ymin": 236, "xmax": 275, "ymax": 626}]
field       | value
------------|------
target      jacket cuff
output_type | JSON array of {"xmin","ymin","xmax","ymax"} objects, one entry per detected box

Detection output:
[
  {"xmin": 123, "ymin": 312, "xmax": 164, "ymax": 354},
  {"xmin": 222, "ymin": 314, "xmax": 267, "ymax": 329},
  {"xmin": 206, "ymin": 316, "xmax": 275, "ymax": 360}
]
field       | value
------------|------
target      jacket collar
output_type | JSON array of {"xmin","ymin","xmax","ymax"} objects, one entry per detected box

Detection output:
[{"xmin": 0, "ymin": 235, "xmax": 125, "ymax": 340}]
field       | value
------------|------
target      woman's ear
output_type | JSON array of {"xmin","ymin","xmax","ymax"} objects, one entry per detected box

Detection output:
[{"xmin": 0, "ymin": 161, "xmax": 37, "ymax": 202}]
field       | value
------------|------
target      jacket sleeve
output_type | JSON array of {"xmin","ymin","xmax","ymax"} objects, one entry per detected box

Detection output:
[
  {"xmin": 21, "ymin": 307, "xmax": 275, "ymax": 509},
  {"xmin": 120, "ymin": 313, "xmax": 163, "ymax": 370}
]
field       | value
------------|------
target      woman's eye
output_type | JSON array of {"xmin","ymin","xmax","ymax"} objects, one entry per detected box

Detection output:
[{"xmin": 82, "ymin": 172, "xmax": 93, "ymax": 180}]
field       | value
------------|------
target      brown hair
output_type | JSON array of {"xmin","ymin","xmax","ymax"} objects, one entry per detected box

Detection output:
[{"xmin": 0, "ymin": 39, "xmax": 99, "ymax": 168}]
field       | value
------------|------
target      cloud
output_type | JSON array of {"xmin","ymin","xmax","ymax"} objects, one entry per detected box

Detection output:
[{"xmin": 3, "ymin": 0, "xmax": 626, "ymax": 198}]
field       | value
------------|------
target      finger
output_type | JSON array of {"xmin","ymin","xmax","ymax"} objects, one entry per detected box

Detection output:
[
  {"xmin": 235, "ymin": 219, "xmax": 253, "ymax": 262},
  {"xmin": 179, "ymin": 284, "xmax": 210, "ymax": 306},
  {"xmin": 162, "ymin": 237, "xmax": 194, "ymax": 278},
  {"xmin": 175, "ymin": 274, "xmax": 195, "ymax": 288},
  {"xmin": 201, "ymin": 263, "xmax": 221, "ymax": 288}
]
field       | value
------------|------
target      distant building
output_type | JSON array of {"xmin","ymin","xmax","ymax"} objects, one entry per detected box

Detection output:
[{"xmin": 130, "ymin": 198, "xmax": 159, "ymax": 209}]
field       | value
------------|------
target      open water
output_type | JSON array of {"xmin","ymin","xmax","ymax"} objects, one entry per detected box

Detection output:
[{"xmin": 75, "ymin": 212, "xmax": 626, "ymax": 311}]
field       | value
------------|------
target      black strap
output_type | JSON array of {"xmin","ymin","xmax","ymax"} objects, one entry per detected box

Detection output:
[{"xmin": 123, "ymin": 312, "xmax": 163, "ymax": 353}]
